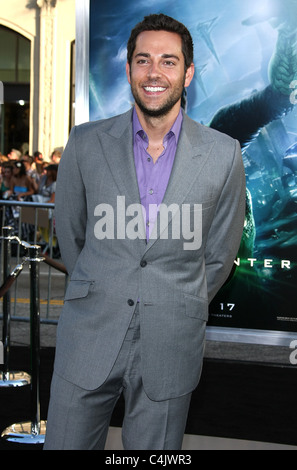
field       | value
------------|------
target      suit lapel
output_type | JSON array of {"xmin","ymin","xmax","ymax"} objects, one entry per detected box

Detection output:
[
  {"xmin": 96, "ymin": 109, "xmax": 146, "ymax": 244},
  {"xmin": 97, "ymin": 109, "xmax": 141, "ymax": 207},
  {"xmin": 145, "ymin": 114, "xmax": 215, "ymax": 251}
]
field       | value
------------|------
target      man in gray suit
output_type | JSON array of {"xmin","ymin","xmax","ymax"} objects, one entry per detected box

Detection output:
[{"xmin": 44, "ymin": 14, "xmax": 245, "ymax": 450}]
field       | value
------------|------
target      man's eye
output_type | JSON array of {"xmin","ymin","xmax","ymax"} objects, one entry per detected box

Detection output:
[{"xmin": 164, "ymin": 61, "xmax": 175, "ymax": 66}]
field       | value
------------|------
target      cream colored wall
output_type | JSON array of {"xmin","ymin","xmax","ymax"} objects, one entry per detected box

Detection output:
[
  {"xmin": 0, "ymin": 0, "xmax": 75, "ymax": 158},
  {"xmin": 0, "ymin": 0, "xmax": 36, "ymax": 38},
  {"xmin": 54, "ymin": 0, "xmax": 76, "ymax": 153}
]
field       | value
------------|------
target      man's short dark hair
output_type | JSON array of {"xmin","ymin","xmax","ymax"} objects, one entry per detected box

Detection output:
[{"xmin": 127, "ymin": 14, "xmax": 194, "ymax": 71}]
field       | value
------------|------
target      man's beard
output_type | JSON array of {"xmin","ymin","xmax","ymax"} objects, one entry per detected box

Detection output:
[{"xmin": 130, "ymin": 78, "xmax": 185, "ymax": 118}]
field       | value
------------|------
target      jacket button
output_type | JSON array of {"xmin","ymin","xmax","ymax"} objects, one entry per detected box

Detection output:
[
  {"xmin": 140, "ymin": 260, "xmax": 147, "ymax": 268},
  {"xmin": 127, "ymin": 299, "xmax": 134, "ymax": 306}
]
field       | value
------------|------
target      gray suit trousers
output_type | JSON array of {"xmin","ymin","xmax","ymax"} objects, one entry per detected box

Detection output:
[{"xmin": 44, "ymin": 304, "xmax": 192, "ymax": 450}]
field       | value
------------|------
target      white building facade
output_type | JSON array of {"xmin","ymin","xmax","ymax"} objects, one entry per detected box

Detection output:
[{"xmin": 0, "ymin": 0, "xmax": 75, "ymax": 159}]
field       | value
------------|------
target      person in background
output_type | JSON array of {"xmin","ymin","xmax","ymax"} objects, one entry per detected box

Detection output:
[
  {"xmin": 0, "ymin": 163, "xmax": 13, "ymax": 198},
  {"xmin": 7, "ymin": 149, "xmax": 21, "ymax": 161},
  {"xmin": 8, "ymin": 160, "xmax": 34, "ymax": 200},
  {"xmin": 0, "ymin": 153, "xmax": 9, "ymax": 163},
  {"xmin": 31, "ymin": 151, "xmax": 45, "ymax": 185},
  {"xmin": 37, "ymin": 164, "xmax": 58, "ymax": 203},
  {"xmin": 50, "ymin": 149, "xmax": 62, "ymax": 165},
  {"xmin": 22, "ymin": 155, "xmax": 38, "ymax": 193}
]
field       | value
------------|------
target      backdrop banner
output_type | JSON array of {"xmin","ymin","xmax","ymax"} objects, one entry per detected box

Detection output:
[{"xmin": 88, "ymin": 0, "xmax": 297, "ymax": 336}]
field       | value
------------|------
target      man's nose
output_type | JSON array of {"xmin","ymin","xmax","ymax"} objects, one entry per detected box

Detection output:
[{"xmin": 147, "ymin": 61, "xmax": 161, "ymax": 78}]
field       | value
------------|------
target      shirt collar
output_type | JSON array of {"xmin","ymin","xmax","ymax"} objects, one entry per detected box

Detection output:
[{"xmin": 132, "ymin": 107, "xmax": 183, "ymax": 144}]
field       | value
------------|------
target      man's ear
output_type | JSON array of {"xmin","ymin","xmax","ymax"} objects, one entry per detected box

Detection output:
[
  {"xmin": 126, "ymin": 62, "xmax": 131, "ymax": 84},
  {"xmin": 184, "ymin": 63, "xmax": 195, "ymax": 88}
]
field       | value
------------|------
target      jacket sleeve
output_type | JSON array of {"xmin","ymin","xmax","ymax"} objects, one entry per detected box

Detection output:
[
  {"xmin": 54, "ymin": 126, "xmax": 87, "ymax": 277},
  {"xmin": 205, "ymin": 139, "xmax": 246, "ymax": 302}
]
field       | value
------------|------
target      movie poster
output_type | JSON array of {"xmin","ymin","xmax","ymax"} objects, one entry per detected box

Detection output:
[{"xmin": 88, "ymin": 0, "xmax": 297, "ymax": 334}]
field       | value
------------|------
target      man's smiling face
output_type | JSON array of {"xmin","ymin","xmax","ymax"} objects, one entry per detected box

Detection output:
[{"xmin": 126, "ymin": 30, "xmax": 194, "ymax": 118}]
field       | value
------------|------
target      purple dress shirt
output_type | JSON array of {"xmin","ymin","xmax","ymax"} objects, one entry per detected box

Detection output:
[{"xmin": 133, "ymin": 108, "xmax": 183, "ymax": 240}]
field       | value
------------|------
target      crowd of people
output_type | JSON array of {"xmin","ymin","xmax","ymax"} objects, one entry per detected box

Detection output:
[
  {"xmin": 0, "ymin": 147, "xmax": 61, "ymax": 251},
  {"xmin": 0, "ymin": 148, "xmax": 60, "ymax": 203}
]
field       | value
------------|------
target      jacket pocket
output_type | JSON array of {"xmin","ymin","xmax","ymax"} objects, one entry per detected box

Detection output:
[
  {"xmin": 64, "ymin": 280, "xmax": 93, "ymax": 301},
  {"xmin": 184, "ymin": 292, "xmax": 209, "ymax": 321}
]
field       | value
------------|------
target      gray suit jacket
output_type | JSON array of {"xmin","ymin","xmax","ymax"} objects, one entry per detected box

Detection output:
[{"xmin": 53, "ymin": 108, "xmax": 245, "ymax": 401}]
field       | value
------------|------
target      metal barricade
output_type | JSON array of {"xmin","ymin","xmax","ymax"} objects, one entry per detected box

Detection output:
[
  {"xmin": 0, "ymin": 199, "xmax": 67, "ymax": 326},
  {"xmin": 0, "ymin": 231, "xmax": 46, "ymax": 443},
  {"xmin": 0, "ymin": 226, "xmax": 31, "ymax": 387},
  {"xmin": 0, "ymin": 201, "xmax": 68, "ymax": 444},
  {"xmin": 0, "ymin": 200, "xmax": 68, "ymax": 444},
  {"xmin": 0, "ymin": 199, "xmax": 56, "ymax": 249}
]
